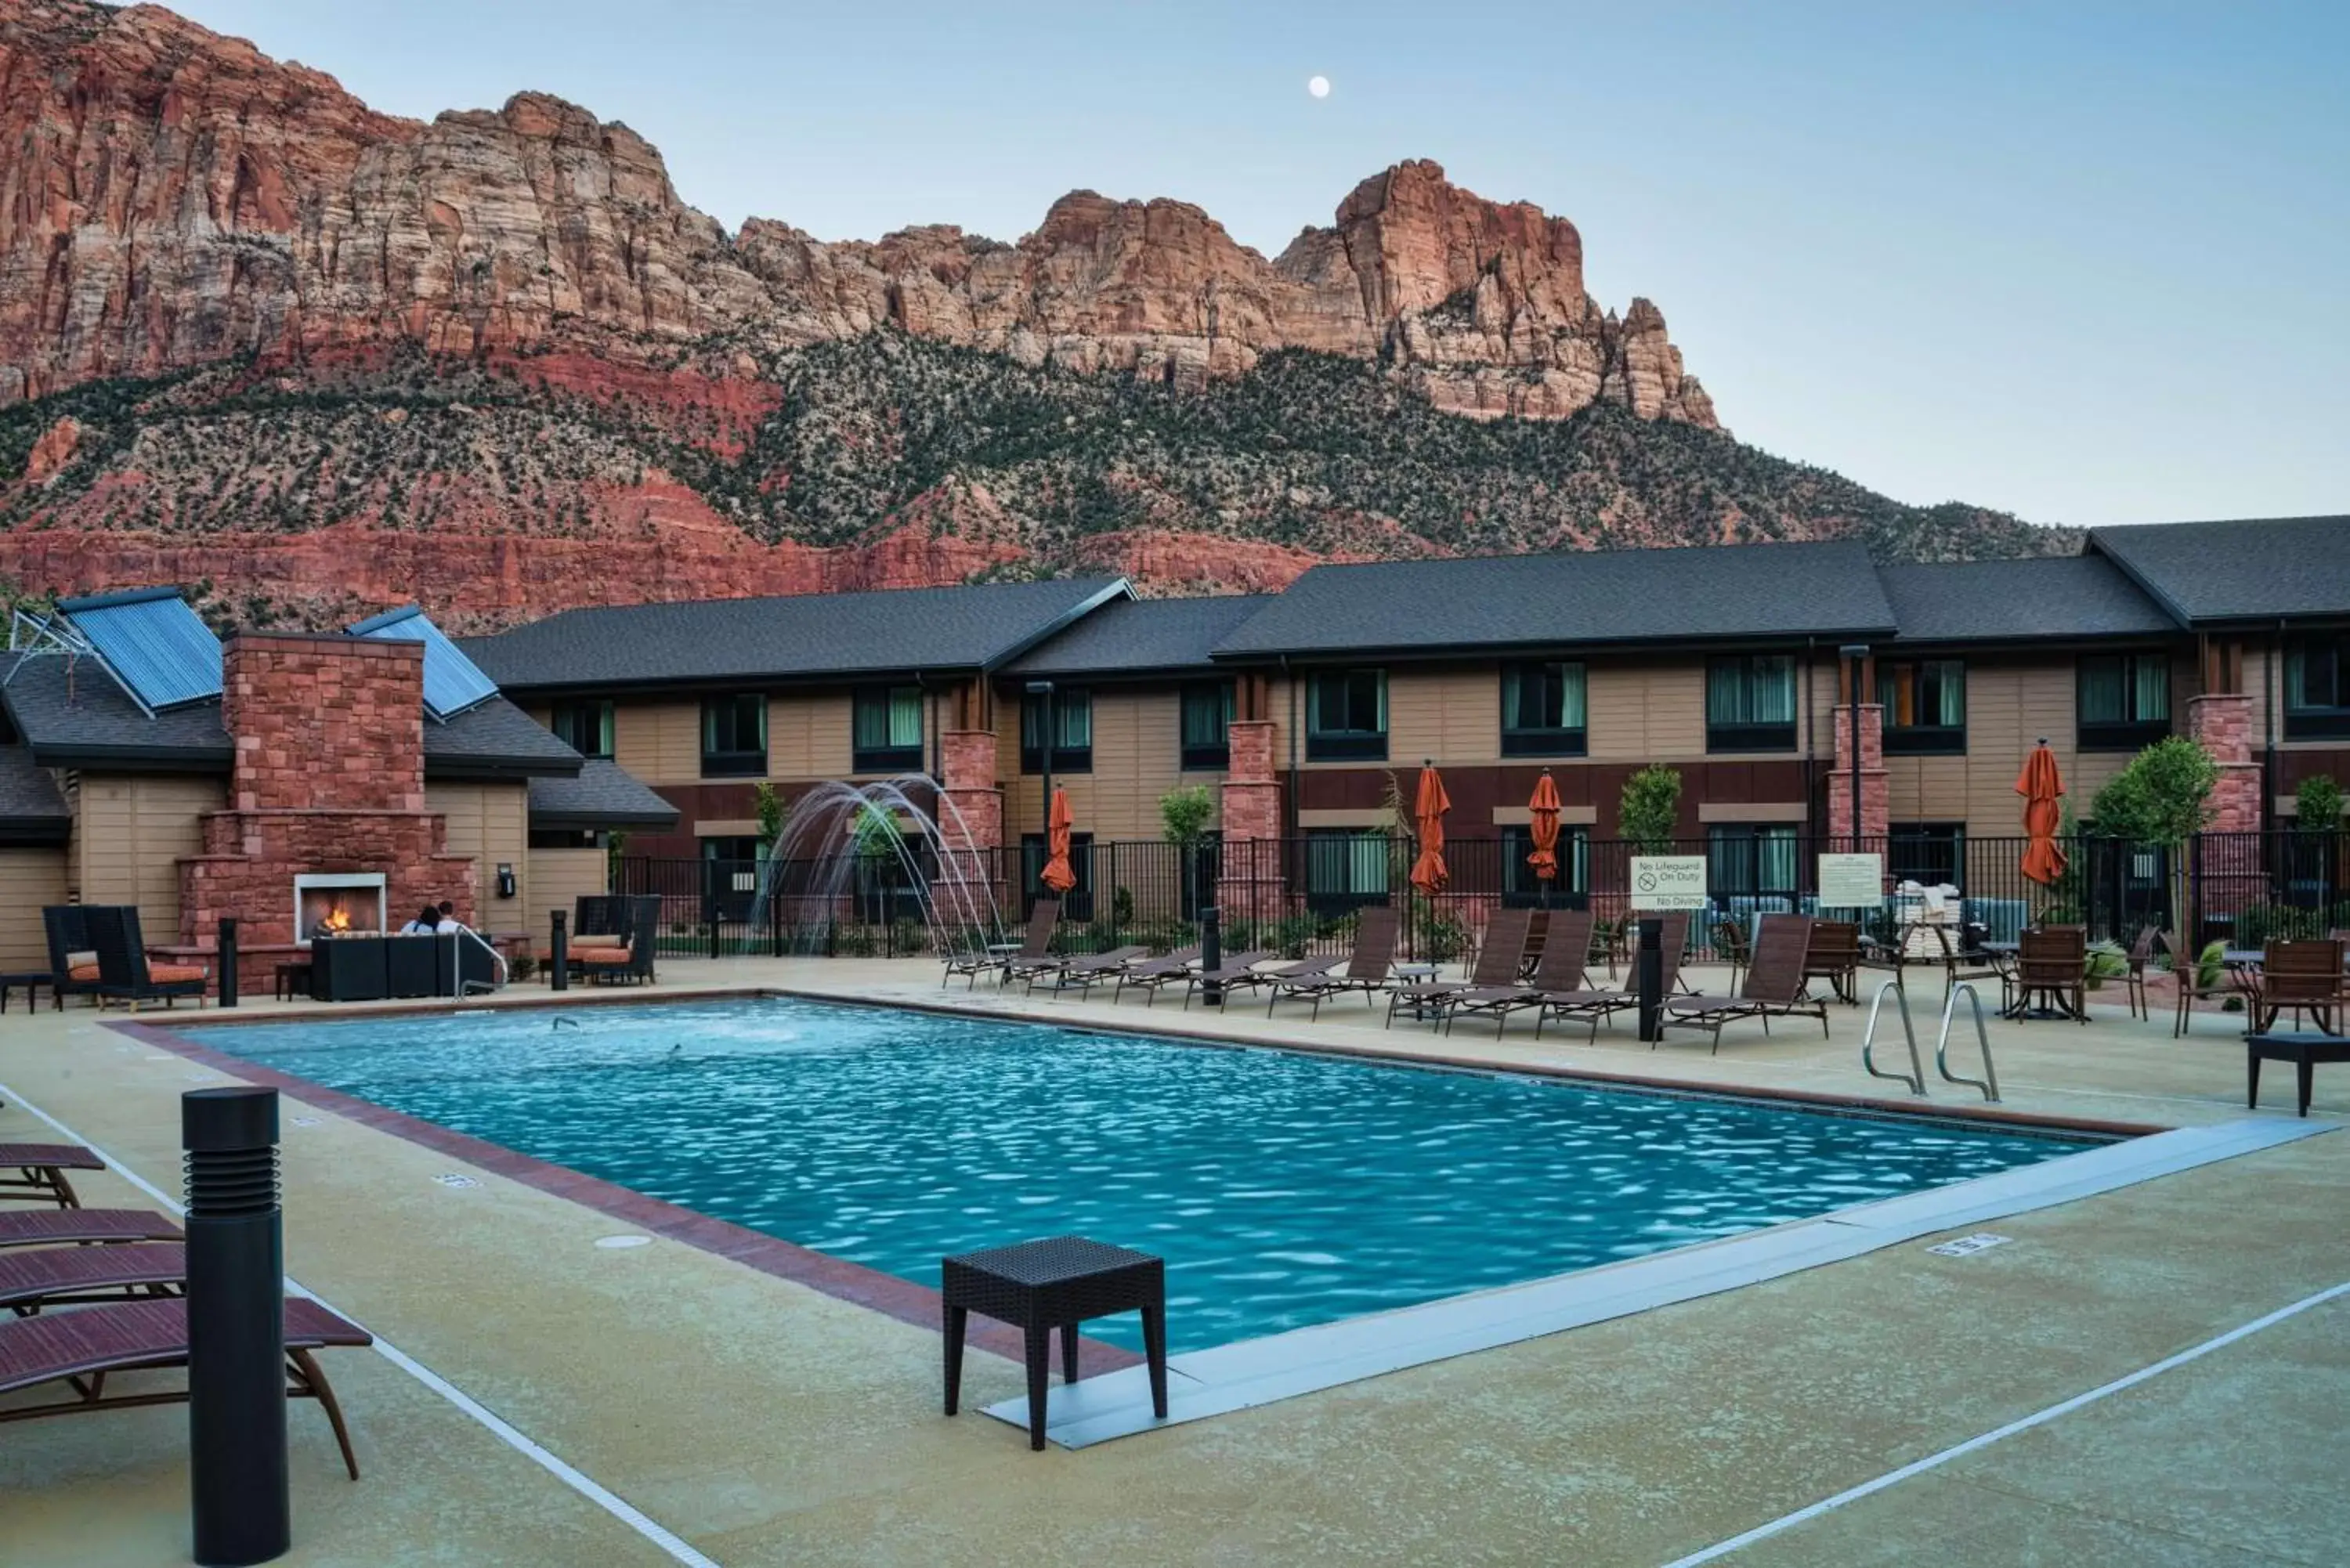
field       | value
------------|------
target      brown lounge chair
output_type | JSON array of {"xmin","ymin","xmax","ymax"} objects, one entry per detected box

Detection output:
[
  {"xmin": 939, "ymin": 898, "xmax": 1058, "ymax": 988},
  {"xmin": 1540, "ymin": 911, "xmax": 1692, "ymax": 1041},
  {"xmin": 1441, "ymin": 909, "xmax": 1589, "ymax": 1037},
  {"xmin": 1264, "ymin": 907, "xmax": 1402, "ymax": 1019},
  {"xmin": 0, "ymin": 1209, "xmax": 182, "ymax": 1249},
  {"xmin": 1802, "ymin": 920, "xmax": 1863, "ymax": 1004},
  {"xmin": 1002, "ymin": 901, "xmax": 1076, "ymax": 988},
  {"xmin": 0, "ymin": 1295, "xmax": 372, "ymax": 1479},
  {"xmin": 1383, "ymin": 908, "xmax": 1532, "ymax": 1031},
  {"xmin": 1110, "ymin": 946, "xmax": 1203, "ymax": 1005},
  {"xmin": 0, "ymin": 1241, "xmax": 186, "ymax": 1311},
  {"xmin": 0, "ymin": 1143, "xmax": 107, "ymax": 1208},
  {"xmin": 1180, "ymin": 950, "xmax": 1277, "ymax": 1009},
  {"xmin": 1658, "ymin": 913, "xmax": 1822, "ymax": 1053},
  {"xmin": 1033, "ymin": 945, "xmax": 1150, "ymax": 998}
]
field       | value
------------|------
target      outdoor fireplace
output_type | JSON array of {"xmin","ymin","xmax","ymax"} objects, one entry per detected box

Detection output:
[{"xmin": 293, "ymin": 873, "xmax": 388, "ymax": 946}]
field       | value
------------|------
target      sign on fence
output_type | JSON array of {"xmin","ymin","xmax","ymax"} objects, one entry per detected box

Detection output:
[
  {"xmin": 1817, "ymin": 853, "xmax": 1886, "ymax": 909},
  {"xmin": 1630, "ymin": 855, "xmax": 1708, "ymax": 911}
]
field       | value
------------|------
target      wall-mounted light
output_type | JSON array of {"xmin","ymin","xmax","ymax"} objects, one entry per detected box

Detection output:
[{"xmin": 496, "ymin": 863, "xmax": 516, "ymax": 899}]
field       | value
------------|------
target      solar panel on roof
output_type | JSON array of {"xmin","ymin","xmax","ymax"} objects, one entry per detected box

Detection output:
[
  {"xmin": 347, "ymin": 606, "xmax": 500, "ymax": 721},
  {"xmin": 56, "ymin": 587, "xmax": 223, "ymax": 713}
]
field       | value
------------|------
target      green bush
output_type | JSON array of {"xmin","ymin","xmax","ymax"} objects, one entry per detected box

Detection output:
[
  {"xmin": 2084, "ymin": 940, "xmax": 2128, "ymax": 989},
  {"xmin": 2296, "ymin": 774, "xmax": 2345, "ymax": 830},
  {"xmin": 1618, "ymin": 765, "xmax": 1683, "ymax": 854},
  {"xmin": 1414, "ymin": 909, "xmax": 1469, "ymax": 963}
]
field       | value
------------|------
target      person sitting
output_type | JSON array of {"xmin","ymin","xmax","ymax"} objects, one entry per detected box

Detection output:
[
  {"xmin": 434, "ymin": 901, "xmax": 466, "ymax": 935},
  {"xmin": 398, "ymin": 905, "xmax": 439, "ymax": 935}
]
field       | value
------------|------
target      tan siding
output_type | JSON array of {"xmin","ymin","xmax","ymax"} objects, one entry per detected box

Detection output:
[
  {"xmin": 613, "ymin": 700, "xmax": 703, "ymax": 785},
  {"xmin": 425, "ymin": 782, "xmax": 530, "ymax": 932},
  {"xmin": 1587, "ymin": 662, "xmax": 1708, "ymax": 761},
  {"xmin": 1386, "ymin": 670, "xmax": 1500, "ymax": 766},
  {"xmin": 1002, "ymin": 690, "xmax": 1199, "ymax": 842},
  {"xmin": 773, "ymin": 693, "xmax": 852, "ymax": 779},
  {"xmin": 525, "ymin": 847, "xmax": 606, "ymax": 941},
  {"xmin": 73, "ymin": 775, "xmax": 221, "ymax": 941},
  {"xmin": 0, "ymin": 848, "xmax": 67, "ymax": 969}
]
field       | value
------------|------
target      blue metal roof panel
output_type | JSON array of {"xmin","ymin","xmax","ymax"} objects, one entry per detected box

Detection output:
[
  {"xmin": 349, "ymin": 607, "xmax": 501, "ymax": 721},
  {"xmin": 56, "ymin": 589, "xmax": 223, "ymax": 711}
]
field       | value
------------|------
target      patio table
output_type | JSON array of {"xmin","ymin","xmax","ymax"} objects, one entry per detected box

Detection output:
[
  {"xmin": 2246, "ymin": 1031, "xmax": 2350, "ymax": 1118},
  {"xmin": 942, "ymin": 1236, "xmax": 1168, "ymax": 1451},
  {"xmin": 0, "ymin": 972, "xmax": 51, "ymax": 1014}
]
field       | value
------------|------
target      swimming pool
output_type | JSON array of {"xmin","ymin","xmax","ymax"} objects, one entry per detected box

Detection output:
[{"xmin": 183, "ymin": 998, "xmax": 2095, "ymax": 1352}]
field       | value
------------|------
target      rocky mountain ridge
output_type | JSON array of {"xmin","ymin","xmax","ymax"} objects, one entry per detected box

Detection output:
[{"xmin": 0, "ymin": 1, "xmax": 2063, "ymax": 628}]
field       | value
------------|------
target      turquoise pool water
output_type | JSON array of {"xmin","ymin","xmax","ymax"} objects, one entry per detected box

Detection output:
[{"xmin": 185, "ymin": 999, "xmax": 2092, "ymax": 1352}]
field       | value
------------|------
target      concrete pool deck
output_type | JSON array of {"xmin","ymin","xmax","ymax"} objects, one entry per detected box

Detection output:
[{"xmin": 2, "ymin": 956, "xmax": 2345, "ymax": 1566}]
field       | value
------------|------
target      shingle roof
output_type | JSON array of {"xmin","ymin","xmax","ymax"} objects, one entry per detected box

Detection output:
[
  {"xmin": 2090, "ymin": 515, "xmax": 2350, "ymax": 627},
  {"xmin": 463, "ymin": 578, "xmax": 1133, "ymax": 693},
  {"xmin": 1875, "ymin": 555, "xmax": 2175, "ymax": 645},
  {"xmin": 0, "ymin": 652, "xmax": 579, "ymax": 777},
  {"xmin": 527, "ymin": 760, "xmax": 681, "ymax": 830},
  {"xmin": 1210, "ymin": 541, "xmax": 1896, "ymax": 659},
  {"xmin": 0, "ymin": 742, "xmax": 69, "ymax": 840},
  {"xmin": 1005, "ymin": 595, "xmax": 1274, "ymax": 677}
]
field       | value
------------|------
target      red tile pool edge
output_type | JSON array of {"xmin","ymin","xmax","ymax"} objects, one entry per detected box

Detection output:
[{"xmin": 112, "ymin": 1017, "xmax": 1144, "ymax": 1373}]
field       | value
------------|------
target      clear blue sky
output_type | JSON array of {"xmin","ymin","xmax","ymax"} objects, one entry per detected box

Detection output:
[{"xmin": 177, "ymin": 0, "xmax": 2347, "ymax": 530}]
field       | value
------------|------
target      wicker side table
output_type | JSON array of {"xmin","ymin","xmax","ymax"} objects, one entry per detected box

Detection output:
[{"xmin": 942, "ymin": 1236, "xmax": 1169, "ymax": 1450}]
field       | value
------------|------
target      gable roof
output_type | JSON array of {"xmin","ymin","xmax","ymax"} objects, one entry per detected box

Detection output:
[
  {"xmin": 0, "ymin": 742, "xmax": 70, "ymax": 843},
  {"xmin": 2089, "ymin": 515, "xmax": 2350, "ymax": 627},
  {"xmin": 527, "ymin": 760, "xmax": 681, "ymax": 831},
  {"xmin": 464, "ymin": 578, "xmax": 1133, "ymax": 694},
  {"xmin": 1005, "ymin": 595, "xmax": 1274, "ymax": 678},
  {"xmin": 1875, "ymin": 555, "xmax": 2175, "ymax": 645},
  {"xmin": 1211, "ymin": 541, "xmax": 1896, "ymax": 659},
  {"xmin": 0, "ymin": 651, "xmax": 580, "ymax": 778}
]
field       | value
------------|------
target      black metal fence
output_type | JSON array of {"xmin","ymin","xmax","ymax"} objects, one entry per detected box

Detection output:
[{"xmin": 616, "ymin": 829, "xmax": 2348, "ymax": 962}]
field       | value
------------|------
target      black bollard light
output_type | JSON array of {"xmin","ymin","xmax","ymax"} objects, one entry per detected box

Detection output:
[
  {"xmin": 1200, "ymin": 905, "xmax": 1223, "ymax": 1008},
  {"xmin": 218, "ymin": 918, "xmax": 239, "ymax": 1010},
  {"xmin": 550, "ymin": 909, "xmax": 569, "ymax": 993},
  {"xmin": 184, "ymin": 1085, "xmax": 287, "ymax": 1566},
  {"xmin": 1636, "ymin": 916, "xmax": 1664, "ymax": 1043}
]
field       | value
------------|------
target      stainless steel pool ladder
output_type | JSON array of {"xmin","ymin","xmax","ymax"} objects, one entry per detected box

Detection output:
[
  {"xmin": 1859, "ymin": 978, "xmax": 1926, "ymax": 1096},
  {"xmin": 1935, "ymin": 981, "xmax": 2001, "ymax": 1103}
]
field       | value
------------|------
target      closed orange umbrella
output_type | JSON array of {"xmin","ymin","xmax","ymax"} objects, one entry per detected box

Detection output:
[
  {"xmin": 1409, "ymin": 761, "xmax": 1450, "ymax": 895},
  {"xmin": 1527, "ymin": 770, "xmax": 1563, "ymax": 890},
  {"xmin": 2017, "ymin": 741, "xmax": 2068, "ymax": 886},
  {"xmin": 1041, "ymin": 788, "xmax": 1078, "ymax": 893}
]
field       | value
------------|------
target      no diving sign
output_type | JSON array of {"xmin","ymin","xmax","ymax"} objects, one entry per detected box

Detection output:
[{"xmin": 1631, "ymin": 855, "xmax": 1708, "ymax": 911}]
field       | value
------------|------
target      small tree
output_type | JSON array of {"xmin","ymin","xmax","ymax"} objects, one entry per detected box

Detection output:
[
  {"xmin": 754, "ymin": 782, "xmax": 786, "ymax": 858},
  {"xmin": 2089, "ymin": 736, "xmax": 2220, "ymax": 939},
  {"xmin": 1160, "ymin": 785, "xmax": 1217, "ymax": 921},
  {"xmin": 2297, "ymin": 774, "xmax": 2345, "ymax": 833},
  {"xmin": 1618, "ymin": 765, "xmax": 1683, "ymax": 854}
]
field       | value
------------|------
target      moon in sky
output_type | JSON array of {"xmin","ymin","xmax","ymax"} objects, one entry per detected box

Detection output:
[{"xmin": 1307, "ymin": 75, "xmax": 1331, "ymax": 99}]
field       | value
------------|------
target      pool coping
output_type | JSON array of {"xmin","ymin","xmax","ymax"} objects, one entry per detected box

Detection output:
[{"xmin": 114, "ymin": 981, "xmax": 2169, "ymax": 1398}]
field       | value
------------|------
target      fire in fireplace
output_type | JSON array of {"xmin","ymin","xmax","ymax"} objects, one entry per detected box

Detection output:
[{"xmin": 293, "ymin": 874, "xmax": 388, "ymax": 945}]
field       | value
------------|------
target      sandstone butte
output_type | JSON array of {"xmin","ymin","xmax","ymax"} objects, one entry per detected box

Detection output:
[{"xmin": 0, "ymin": 0, "xmax": 1735, "ymax": 621}]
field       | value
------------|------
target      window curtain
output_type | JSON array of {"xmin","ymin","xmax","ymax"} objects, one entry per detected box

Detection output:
[
  {"xmin": 1712, "ymin": 659, "xmax": 1792, "ymax": 724},
  {"xmin": 1758, "ymin": 826, "xmax": 1798, "ymax": 891},
  {"xmin": 1752, "ymin": 656, "xmax": 1795, "ymax": 724},
  {"xmin": 1182, "ymin": 685, "xmax": 1232, "ymax": 748},
  {"xmin": 1057, "ymin": 693, "xmax": 1092, "ymax": 749},
  {"xmin": 1931, "ymin": 661, "xmax": 1964, "ymax": 726},
  {"xmin": 2080, "ymin": 659, "xmax": 2125, "ymax": 723},
  {"xmin": 888, "ymin": 689, "xmax": 922, "ymax": 746},
  {"xmin": 2132, "ymin": 657, "xmax": 2168, "ymax": 721}
]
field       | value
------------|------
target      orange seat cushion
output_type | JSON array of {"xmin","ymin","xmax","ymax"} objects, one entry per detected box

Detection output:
[
  {"xmin": 67, "ymin": 962, "xmax": 99, "ymax": 982},
  {"xmin": 571, "ymin": 933, "xmax": 627, "ymax": 949},
  {"xmin": 146, "ymin": 963, "xmax": 208, "ymax": 985},
  {"xmin": 579, "ymin": 947, "xmax": 634, "ymax": 966}
]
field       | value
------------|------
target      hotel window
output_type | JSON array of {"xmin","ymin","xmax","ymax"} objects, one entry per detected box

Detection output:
[
  {"xmin": 1877, "ymin": 659, "xmax": 1966, "ymax": 755},
  {"xmin": 1020, "ymin": 688, "xmax": 1093, "ymax": 774},
  {"xmin": 1500, "ymin": 824, "xmax": 1590, "ymax": 909},
  {"xmin": 1303, "ymin": 829, "xmax": 1391, "ymax": 915},
  {"xmin": 2284, "ymin": 635, "xmax": 2350, "ymax": 741},
  {"xmin": 1500, "ymin": 661, "xmax": 1588, "ymax": 757},
  {"xmin": 1180, "ymin": 681, "xmax": 1235, "ymax": 770},
  {"xmin": 1705, "ymin": 655, "xmax": 1797, "ymax": 753},
  {"xmin": 1306, "ymin": 669, "xmax": 1387, "ymax": 761},
  {"xmin": 1708, "ymin": 824, "xmax": 1800, "ymax": 902},
  {"xmin": 851, "ymin": 685, "xmax": 924, "ymax": 774},
  {"xmin": 1019, "ymin": 831, "xmax": 1094, "ymax": 921},
  {"xmin": 699, "ymin": 693, "xmax": 767, "ymax": 778},
  {"xmin": 549, "ymin": 699, "xmax": 613, "ymax": 760},
  {"xmin": 2077, "ymin": 653, "xmax": 2170, "ymax": 750},
  {"xmin": 1889, "ymin": 822, "xmax": 1965, "ymax": 888}
]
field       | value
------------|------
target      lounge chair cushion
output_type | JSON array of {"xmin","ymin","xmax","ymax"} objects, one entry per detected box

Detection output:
[
  {"xmin": 569, "ymin": 931, "xmax": 627, "ymax": 948},
  {"xmin": 67, "ymin": 950, "xmax": 96, "ymax": 971},
  {"xmin": 146, "ymin": 963, "xmax": 208, "ymax": 985},
  {"xmin": 67, "ymin": 962, "xmax": 99, "ymax": 982},
  {"xmin": 578, "ymin": 945, "xmax": 634, "ymax": 966}
]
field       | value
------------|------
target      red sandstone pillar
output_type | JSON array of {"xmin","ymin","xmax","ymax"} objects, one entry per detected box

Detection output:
[
  {"xmin": 937, "ymin": 730, "xmax": 1004, "ymax": 932},
  {"xmin": 2187, "ymin": 693, "xmax": 2262, "ymax": 832},
  {"xmin": 1828, "ymin": 704, "xmax": 1890, "ymax": 847},
  {"xmin": 1217, "ymin": 721, "xmax": 1285, "ymax": 929}
]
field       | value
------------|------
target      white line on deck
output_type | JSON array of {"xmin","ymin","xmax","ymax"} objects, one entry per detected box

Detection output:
[
  {"xmin": 1, "ymin": 1081, "xmax": 722, "ymax": 1568},
  {"xmin": 1658, "ymin": 1277, "xmax": 2350, "ymax": 1566}
]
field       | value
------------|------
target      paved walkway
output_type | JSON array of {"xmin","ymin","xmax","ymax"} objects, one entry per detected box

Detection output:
[{"xmin": 0, "ymin": 958, "xmax": 2341, "ymax": 1566}]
